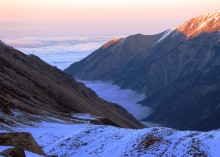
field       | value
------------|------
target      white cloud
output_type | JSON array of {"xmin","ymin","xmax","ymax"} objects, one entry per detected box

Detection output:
[
  {"xmin": 80, "ymin": 80, "xmax": 152, "ymax": 120},
  {"xmin": 1, "ymin": 36, "xmax": 118, "ymax": 70},
  {"xmin": 17, "ymin": 42, "xmax": 104, "ymax": 54},
  {"xmin": 1, "ymin": 36, "xmax": 119, "ymax": 48}
]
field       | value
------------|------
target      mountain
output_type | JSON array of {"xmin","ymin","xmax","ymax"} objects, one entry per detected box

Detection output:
[
  {"xmin": 175, "ymin": 10, "xmax": 220, "ymax": 38},
  {"xmin": 0, "ymin": 40, "xmax": 144, "ymax": 130},
  {"xmin": 142, "ymin": 10, "xmax": 220, "ymax": 131},
  {"xmin": 65, "ymin": 10, "xmax": 220, "ymax": 131},
  {"xmin": 64, "ymin": 33, "xmax": 164, "ymax": 93}
]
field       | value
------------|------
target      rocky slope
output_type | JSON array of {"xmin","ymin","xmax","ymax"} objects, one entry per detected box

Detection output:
[
  {"xmin": 143, "ymin": 44, "xmax": 220, "ymax": 131},
  {"xmin": 175, "ymin": 10, "xmax": 220, "ymax": 38},
  {"xmin": 142, "ymin": 11, "xmax": 220, "ymax": 131},
  {"xmin": 65, "ymin": 10, "xmax": 220, "ymax": 131},
  {"xmin": 0, "ymin": 40, "xmax": 144, "ymax": 130}
]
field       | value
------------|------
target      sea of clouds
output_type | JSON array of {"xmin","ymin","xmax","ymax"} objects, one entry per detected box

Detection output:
[
  {"xmin": 80, "ymin": 80, "xmax": 152, "ymax": 120},
  {"xmin": 2, "ymin": 36, "xmax": 114, "ymax": 70},
  {"xmin": 2, "ymin": 36, "xmax": 153, "ymax": 121}
]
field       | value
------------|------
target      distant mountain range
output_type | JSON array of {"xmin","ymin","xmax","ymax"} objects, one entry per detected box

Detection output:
[{"xmin": 65, "ymin": 10, "xmax": 220, "ymax": 131}]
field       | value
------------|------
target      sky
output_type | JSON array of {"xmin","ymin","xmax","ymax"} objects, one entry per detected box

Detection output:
[{"xmin": 0, "ymin": 0, "xmax": 220, "ymax": 37}]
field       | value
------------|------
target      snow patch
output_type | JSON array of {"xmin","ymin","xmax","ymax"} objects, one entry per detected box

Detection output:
[
  {"xmin": 156, "ymin": 30, "xmax": 173, "ymax": 43},
  {"xmin": 25, "ymin": 151, "xmax": 45, "ymax": 157},
  {"xmin": 0, "ymin": 146, "xmax": 14, "ymax": 152},
  {"xmin": 12, "ymin": 111, "xmax": 23, "ymax": 116},
  {"xmin": 72, "ymin": 113, "xmax": 98, "ymax": 120}
]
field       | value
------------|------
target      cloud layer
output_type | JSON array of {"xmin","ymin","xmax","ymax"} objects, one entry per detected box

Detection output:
[
  {"xmin": 80, "ymin": 80, "xmax": 152, "ymax": 120},
  {"xmin": 2, "ymin": 36, "xmax": 118, "ymax": 70}
]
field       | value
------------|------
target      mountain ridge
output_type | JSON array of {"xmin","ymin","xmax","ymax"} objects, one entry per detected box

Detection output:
[
  {"xmin": 65, "ymin": 32, "xmax": 164, "ymax": 82},
  {"xmin": 175, "ymin": 10, "xmax": 220, "ymax": 38}
]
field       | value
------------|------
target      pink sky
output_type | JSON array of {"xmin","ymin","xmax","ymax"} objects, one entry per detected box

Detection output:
[{"xmin": 0, "ymin": 0, "xmax": 219, "ymax": 37}]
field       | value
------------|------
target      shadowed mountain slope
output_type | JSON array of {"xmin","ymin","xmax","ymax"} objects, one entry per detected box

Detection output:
[
  {"xmin": 0, "ymin": 41, "xmax": 144, "ymax": 130},
  {"xmin": 65, "ymin": 33, "xmax": 163, "ymax": 87}
]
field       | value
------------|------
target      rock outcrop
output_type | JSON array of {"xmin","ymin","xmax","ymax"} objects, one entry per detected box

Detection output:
[{"xmin": 0, "ymin": 132, "xmax": 46, "ymax": 157}]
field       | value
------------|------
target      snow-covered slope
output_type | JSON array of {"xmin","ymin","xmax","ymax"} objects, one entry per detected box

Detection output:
[
  {"xmin": 175, "ymin": 10, "xmax": 220, "ymax": 38},
  {"xmin": 2, "ymin": 119, "xmax": 220, "ymax": 157},
  {"xmin": 156, "ymin": 10, "xmax": 220, "ymax": 43},
  {"xmin": 25, "ymin": 151, "xmax": 44, "ymax": 157}
]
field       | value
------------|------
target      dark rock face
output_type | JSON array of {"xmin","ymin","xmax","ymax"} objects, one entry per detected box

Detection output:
[
  {"xmin": 144, "ymin": 51, "xmax": 220, "ymax": 131},
  {"xmin": 1, "ymin": 147, "xmax": 27, "ymax": 157},
  {"xmin": 65, "ymin": 10, "xmax": 220, "ymax": 131},
  {"xmin": 139, "ymin": 31, "xmax": 220, "ymax": 131},
  {"xmin": 0, "ymin": 41, "xmax": 144, "ymax": 129}
]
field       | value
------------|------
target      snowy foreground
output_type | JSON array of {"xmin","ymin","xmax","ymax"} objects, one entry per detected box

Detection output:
[
  {"xmin": 0, "ymin": 146, "xmax": 44, "ymax": 157},
  {"xmin": 1, "ymin": 117, "xmax": 220, "ymax": 157}
]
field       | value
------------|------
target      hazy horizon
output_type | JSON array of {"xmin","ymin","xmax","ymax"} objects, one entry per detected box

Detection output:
[
  {"xmin": 7, "ymin": 35, "xmax": 114, "ymax": 70},
  {"xmin": 1, "ymin": 0, "xmax": 220, "ymax": 37}
]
